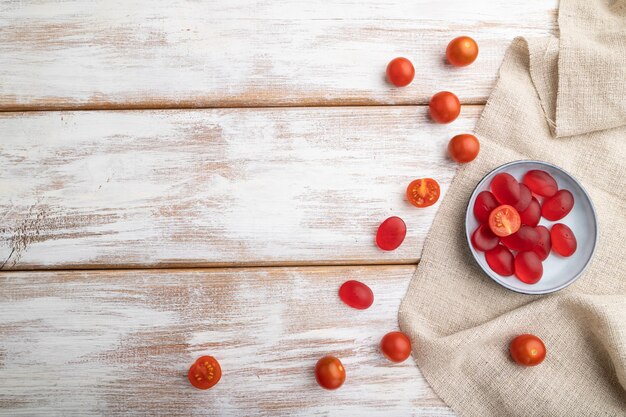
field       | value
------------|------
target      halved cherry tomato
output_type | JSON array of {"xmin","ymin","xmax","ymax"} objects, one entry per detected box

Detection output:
[
  {"xmin": 448, "ymin": 134, "xmax": 479, "ymax": 163},
  {"xmin": 380, "ymin": 331, "xmax": 412, "ymax": 363},
  {"xmin": 485, "ymin": 245, "xmax": 514, "ymax": 276},
  {"xmin": 551, "ymin": 223, "xmax": 577, "ymax": 257},
  {"xmin": 407, "ymin": 178, "xmax": 440, "ymax": 208},
  {"xmin": 519, "ymin": 197, "xmax": 541, "ymax": 227},
  {"xmin": 532, "ymin": 225, "xmax": 552, "ymax": 260},
  {"xmin": 513, "ymin": 184, "xmax": 532, "ymax": 213},
  {"xmin": 501, "ymin": 225, "xmax": 540, "ymax": 251},
  {"xmin": 510, "ymin": 334, "xmax": 546, "ymax": 366},
  {"xmin": 473, "ymin": 191, "xmax": 499, "ymax": 223},
  {"xmin": 446, "ymin": 36, "xmax": 479, "ymax": 67},
  {"xmin": 514, "ymin": 251, "xmax": 543, "ymax": 284},
  {"xmin": 490, "ymin": 173, "xmax": 521, "ymax": 206},
  {"xmin": 471, "ymin": 224, "xmax": 499, "ymax": 252},
  {"xmin": 429, "ymin": 91, "xmax": 460, "ymax": 124},
  {"xmin": 488, "ymin": 205, "xmax": 521, "ymax": 237},
  {"xmin": 315, "ymin": 356, "xmax": 346, "ymax": 390},
  {"xmin": 188, "ymin": 356, "xmax": 222, "ymax": 390},
  {"xmin": 522, "ymin": 170, "xmax": 558, "ymax": 197},
  {"xmin": 541, "ymin": 190, "xmax": 574, "ymax": 221},
  {"xmin": 386, "ymin": 57, "xmax": 415, "ymax": 87}
]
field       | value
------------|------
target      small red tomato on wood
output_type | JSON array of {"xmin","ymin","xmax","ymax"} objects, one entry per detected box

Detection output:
[
  {"xmin": 315, "ymin": 356, "xmax": 346, "ymax": 390},
  {"xmin": 448, "ymin": 134, "xmax": 480, "ymax": 163},
  {"xmin": 188, "ymin": 356, "xmax": 222, "ymax": 390},
  {"xmin": 386, "ymin": 57, "xmax": 415, "ymax": 87},
  {"xmin": 429, "ymin": 91, "xmax": 461, "ymax": 124},
  {"xmin": 510, "ymin": 334, "xmax": 546, "ymax": 366},
  {"xmin": 446, "ymin": 36, "xmax": 479, "ymax": 67},
  {"xmin": 380, "ymin": 331, "xmax": 412, "ymax": 363}
]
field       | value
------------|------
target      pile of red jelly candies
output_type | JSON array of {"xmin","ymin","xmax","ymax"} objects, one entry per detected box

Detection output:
[{"xmin": 472, "ymin": 170, "xmax": 577, "ymax": 284}]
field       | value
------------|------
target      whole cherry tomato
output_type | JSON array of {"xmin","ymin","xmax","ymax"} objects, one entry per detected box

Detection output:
[
  {"xmin": 510, "ymin": 334, "xmax": 546, "ymax": 366},
  {"xmin": 514, "ymin": 251, "xmax": 543, "ymax": 284},
  {"xmin": 551, "ymin": 223, "xmax": 577, "ymax": 257},
  {"xmin": 446, "ymin": 36, "xmax": 479, "ymax": 67},
  {"xmin": 386, "ymin": 57, "xmax": 415, "ymax": 87},
  {"xmin": 490, "ymin": 173, "xmax": 521, "ymax": 206},
  {"xmin": 429, "ymin": 91, "xmax": 461, "ymax": 124},
  {"xmin": 448, "ymin": 134, "xmax": 480, "ymax": 163},
  {"xmin": 488, "ymin": 205, "xmax": 521, "ymax": 237},
  {"xmin": 407, "ymin": 178, "xmax": 440, "ymax": 208},
  {"xmin": 315, "ymin": 356, "xmax": 346, "ymax": 390},
  {"xmin": 485, "ymin": 245, "xmax": 514, "ymax": 276},
  {"xmin": 473, "ymin": 191, "xmax": 499, "ymax": 223},
  {"xmin": 380, "ymin": 331, "xmax": 412, "ymax": 363},
  {"xmin": 522, "ymin": 170, "xmax": 558, "ymax": 197},
  {"xmin": 188, "ymin": 356, "xmax": 222, "ymax": 390},
  {"xmin": 541, "ymin": 190, "xmax": 574, "ymax": 221}
]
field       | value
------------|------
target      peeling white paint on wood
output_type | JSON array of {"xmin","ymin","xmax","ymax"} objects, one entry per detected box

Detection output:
[
  {"xmin": 0, "ymin": 0, "xmax": 556, "ymax": 109},
  {"xmin": 0, "ymin": 265, "xmax": 455, "ymax": 416},
  {"xmin": 0, "ymin": 106, "xmax": 481, "ymax": 269}
]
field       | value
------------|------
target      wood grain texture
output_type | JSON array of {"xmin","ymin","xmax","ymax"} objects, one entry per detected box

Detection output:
[
  {"xmin": 0, "ymin": 0, "xmax": 556, "ymax": 110},
  {"xmin": 0, "ymin": 106, "xmax": 482, "ymax": 270},
  {"xmin": 0, "ymin": 265, "xmax": 454, "ymax": 416}
]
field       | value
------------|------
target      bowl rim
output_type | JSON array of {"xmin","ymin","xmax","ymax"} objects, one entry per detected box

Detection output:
[{"xmin": 464, "ymin": 159, "xmax": 598, "ymax": 295}]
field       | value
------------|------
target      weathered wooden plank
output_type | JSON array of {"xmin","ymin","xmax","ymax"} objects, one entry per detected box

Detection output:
[
  {"xmin": 0, "ymin": 106, "xmax": 481, "ymax": 269},
  {"xmin": 0, "ymin": 0, "xmax": 556, "ymax": 109},
  {"xmin": 0, "ymin": 265, "xmax": 454, "ymax": 416}
]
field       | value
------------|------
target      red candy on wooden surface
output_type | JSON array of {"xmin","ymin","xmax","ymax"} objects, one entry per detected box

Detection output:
[
  {"xmin": 513, "ymin": 183, "xmax": 532, "ymax": 213},
  {"xmin": 519, "ymin": 197, "xmax": 541, "ymax": 227},
  {"xmin": 485, "ymin": 245, "xmax": 515, "ymax": 276},
  {"xmin": 490, "ymin": 173, "xmax": 521, "ymax": 206},
  {"xmin": 551, "ymin": 223, "xmax": 577, "ymax": 257},
  {"xmin": 514, "ymin": 251, "xmax": 543, "ymax": 284},
  {"xmin": 473, "ymin": 191, "xmax": 499, "ymax": 223},
  {"xmin": 339, "ymin": 280, "xmax": 374, "ymax": 310},
  {"xmin": 376, "ymin": 216, "xmax": 406, "ymax": 251},
  {"xmin": 501, "ymin": 225, "xmax": 540, "ymax": 252},
  {"xmin": 541, "ymin": 190, "xmax": 574, "ymax": 221},
  {"xmin": 522, "ymin": 170, "xmax": 558, "ymax": 197},
  {"xmin": 471, "ymin": 224, "xmax": 499, "ymax": 252},
  {"xmin": 532, "ymin": 225, "xmax": 552, "ymax": 260}
]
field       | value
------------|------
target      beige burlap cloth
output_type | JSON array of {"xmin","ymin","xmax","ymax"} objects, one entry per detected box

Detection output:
[{"xmin": 399, "ymin": 0, "xmax": 626, "ymax": 416}]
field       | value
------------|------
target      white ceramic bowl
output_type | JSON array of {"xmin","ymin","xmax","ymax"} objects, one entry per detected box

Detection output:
[{"xmin": 465, "ymin": 160, "xmax": 598, "ymax": 295}]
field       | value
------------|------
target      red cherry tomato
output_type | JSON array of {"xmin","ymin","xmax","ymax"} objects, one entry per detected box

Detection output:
[
  {"xmin": 550, "ymin": 223, "xmax": 577, "ymax": 257},
  {"xmin": 386, "ymin": 57, "xmax": 415, "ymax": 87},
  {"xmin": 510, "ymin": 334, "xmax": 546, "ymax": 366},
  {"xmin": 514, "ymin": 251, "xmax": 543, "ymax": 284},
  {"xmin": 407, "ymin": 178, "xmax": 440, "ymax": 208},
  {"xmin": 485, "ymin": 245, "xmax": 514, "ymax": 276},
  {"xmin": 429, "ymin": 91, "xmax": 461, "ymax": 124},
  {"xmin": 541, "ymin": 190, "xmax": 574, "ymax": 221},
  {"xmin": 376, "ymin": 216, "xmax": 406, "ymax": 251},
  {"xmin": 519, "ymin": 197, "xmax": 541, "ymax": 227},
  {"xmin": 188, "ymin": 356, "xmax": 222, "ymax": 390},
  {"xmin": 446, "ymin": 36, "xmax": 479, "ymax": 67},
  {"xmin": 315, "ymin": 356, "xmax": 346, "ymax": 390},
  {"xmin": 473, "ymin": 191, "xmax": 498, "ymax": 223},
  {"xmin": 448, "ymin": 134, "xmax": 480, "ymax": 163},
  {"xmin": 501, "ymin": 225, "xmax": 540, "ymax": 251},
  {"xmin": 513, "ymin": 184, "xmax": 532, "ymax": 213},
  {"xmin": 339, "ymin": 280, "xmax": 374, "ymax": 310},
  {"xmin": 488, "ymin": 205, "xmax": 521, "ymax": 237},
  {"xmin": 380, "ymin": 331, "xmax": 412, "ymax": 363},
  {"xmin": 532, "ymin": 225, "xmax": 552, "ymax": 261},
  {"xmin": 471, "ymin": 224, "xmax": 499, "ymax": 252},
  {"xmin": 522, "ymin": 170, "xmax": 558, "ymax": 197},
  {"xmin": 490, "ymin": 173, "xmax": 521, "ymax": 206}
]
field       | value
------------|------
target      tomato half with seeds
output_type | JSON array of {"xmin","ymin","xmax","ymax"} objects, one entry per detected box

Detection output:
[
  {"xmin": 188, "ymin": 356, "xmax": 222, "ymax": 390},
  {"xmin": 407, "ymin": 178, "xmax": 440, "ymax": 208},
  {"xmin": 510, "ymin": 334, "xmax": 546, "ymax": 366},
  {"xmin": 429, "ymin": 91, "xmax": 461, "ymax": 124},
  {"xmin": 488, "ymin": 205, "xmax": 521, "ymax": 237},
  {"xmin": 315, "ymin": 356, "xmax": 346, "ymax": 390},
  {"xmin": 380, "ymin": 331, "xmax": 412, "ymax": 363}
]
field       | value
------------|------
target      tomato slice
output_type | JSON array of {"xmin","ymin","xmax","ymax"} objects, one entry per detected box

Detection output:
[
  {"xmin": 406, "ymin": 178, "xmax": 440, "ymax": 208},
  {"xmin": 188, "ymin": 356, "xmax": 222, "ymax": 390},
  {"xmin": 488, "ymin": 205, "xmax": 521, "ymax": 237}
]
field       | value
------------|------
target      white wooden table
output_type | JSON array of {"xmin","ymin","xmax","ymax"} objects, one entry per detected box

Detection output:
[{"xmin": 0, "ymin": 1, "xmax": 556, "ymax": 415}]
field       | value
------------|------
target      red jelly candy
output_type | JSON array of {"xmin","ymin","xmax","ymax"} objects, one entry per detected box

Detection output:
[
  {"xmin": 522, "ymin": 170, "xmax": 558, "ymax": 197},
  {"xmin": 533, "ymin": 225, "xmax": 551, "ymax": 260},
  {"xmin": 339, "ymin": 280, "xmax": 374, "ymax": 310},
  {"xmin": 501, "ymin": 225, "xmax": 540, "ymax": 251},
  {"xmin": 513, "ymin": 184, "xmax": 532, "ymax": 213},
  {"xmin": 519, "ymin": 197, "xmax": 541, "ymax": 227},
  {"xmin": 514, "ymin": 251, "xmax": 543, "ymax": 284},
  {"xmin": 485, "ymin": 245, "xmax": 514, "ymax": 276},
  {"xmin": 541, "ymin": 190, "xmax": 574, "ymax": 221},
  {"xmin": 491, "ymin": 173, "xmax": 521, "ymax": 206},
  {"xmin": 376, "ymin": 216, "xmax": 406, "ymax": 251},
  {"xmin": 550, "ymin": 223, "xmax": 577, "ymax": 257},
  {"xmin": 471, "ymin": 224, "xmax": 499, "ymax": 252},
  {"xmin": 473, "ymin": 191, "xmax": 499, "ymax": 223}
]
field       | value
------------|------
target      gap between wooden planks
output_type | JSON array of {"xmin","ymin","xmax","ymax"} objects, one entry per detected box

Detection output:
[{"xmin": 0, "ymin": 264, "xmax": 455, "ymax": 416}]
